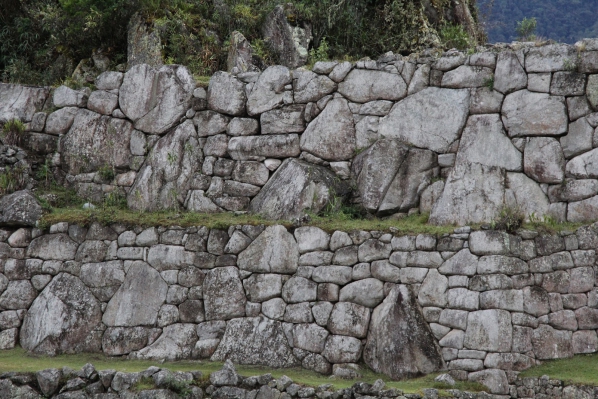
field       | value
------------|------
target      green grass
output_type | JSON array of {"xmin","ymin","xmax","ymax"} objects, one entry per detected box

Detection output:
[
  {"xmin": 519, "ymin": 354, "xmax": 598, "ymax": 386},
  {"xmin": 39, "ymin": 205, "xmax": 460, "ymax": 236},
  {"xmin": 0, "ymin": 347, "xmax": 483, "ymax": 394}
]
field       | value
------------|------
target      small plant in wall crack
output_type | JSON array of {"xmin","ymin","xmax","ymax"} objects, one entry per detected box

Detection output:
[{"xmin": 1, "ymin": 119, "xmax": 25, "ymax": 147}]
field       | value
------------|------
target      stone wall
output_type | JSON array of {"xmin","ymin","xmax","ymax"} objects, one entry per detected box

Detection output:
[
  {"xmin": 7, "ymin": 40, "xmax": 598, "ymax": 224},
  {"xmin": 2, "ymin": 222, "xmax": 598, "ymax": 394},
  {"xmin": 1, "ymin": 360, "xmax": 595, "ymax": 399}
]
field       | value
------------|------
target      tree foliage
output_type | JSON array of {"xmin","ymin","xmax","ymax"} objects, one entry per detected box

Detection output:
[
  {"xmin": 479, "ymin": 0, "xmax": 598, "ymax": 44},
  {"xmin": 0, "ymin": 0, "xmax": 479, "ymax": 85}
]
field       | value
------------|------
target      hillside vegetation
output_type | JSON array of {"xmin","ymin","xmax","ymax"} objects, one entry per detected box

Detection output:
[
  {"xmin": 0, "ymin": 0, "xmax": 480, "ymax": 85},
  {"xmin": 479, "ymin": 0, "xmax": 598, "ymax": 43}
]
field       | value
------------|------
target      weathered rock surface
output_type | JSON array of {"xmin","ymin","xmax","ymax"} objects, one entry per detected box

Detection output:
[
  {"xmin": 524, "ymin": 137, "xmax": 565, "ymax": 183},
  {"xmin": 378, "ymin": 88, "xmax": 469, "ymax": 153},
  {"xmin": 119, "ymin": 64, "xmax": 195, "ymax": 134},
  {"xmin": 248, "ymin": 159, "xmax": 350, "ymax": 220},
  {"xmin": 364, "ymin": 285, "xmax": 444, "ymax": 379},
  {"xmin": 27, "ymin": 234, "xmax": 78, "ymax": 261},
  {"xmin": 456, "ymin": 114, "xmax": 522, "ymax": 171},
  {"xmin": 262, "ymin": 4, "xmax": 311, "ymax": 69},
  {"xmin": 130, "ymin": 323, "xmax": 197, "ymax": 360},
  {"xmin": 238, "ymin": 225, "xmax": 298, "ymax": 273},
  {"xmin": 502, "ymin": 90, "xmax": 568, "ymax": 137},
  {"xmin": 204, "ymin": 267, "xmax": 246, "ymax": 320},
  {"xmin": 103, "ymin": 262, "xmax": 168, "ymax": 326},
  {"xmin": 21, "ymin": 273, "xmax": 102, "ymax": 355},
  {"xmin": 127, "ymin": 121, "xmax": 201, "ymax": 211},
  {"xmin": 338, "ymin": 70, "xmax": 407, "ymax": 103},
  {"xmin": 208, "ymin": 72, "xmax": 246, "ymax": 116},
  {"xmin": 61, "ymin": 109, "xmax": 133, "ymax": 174},
  {"xmin": 0, "ymin": 83, "xmax": 49, "ymax": 123},
  {"xmin": 246, "ymin": 66, "xmax": 292, "ymax": 116},
  {"xmin": 211, "ymin": 316, "xmax": 299, "ymax": 367},
  {"xmin": 300, "ymin": 98, "xmax": 356, "ymax": 161},
  {"xmin": 0, "ymin": 190, "xmax": 42, "ymax": 227},
  {"xmin": 353, "ymin": 139, "xmax": 437, "ymax": 215},
  {"xmin": 430, "ymin": 162, "xmax": 505, "ymax": 225}
]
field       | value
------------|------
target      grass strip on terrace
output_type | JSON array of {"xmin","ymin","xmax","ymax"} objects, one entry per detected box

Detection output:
[
  {"xmin": 519, "ymin": 353, "xmax": 598, "ymax": 386},
  {"xmin": 0, "ymin": 347, "xmax": 484, "ymax": 394}
]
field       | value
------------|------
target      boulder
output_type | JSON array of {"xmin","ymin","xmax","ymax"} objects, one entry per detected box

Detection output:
[
  {"xmin": 228, "ymin": 134, "xmax": 300, "ymax": 161},
  {"xmin": 248, "ymin": 159, "xmax": 350, "ymax": 220},
  {"xmin": 493, "ymin": 52, "xmax": 527, "ymax": 94},
  {"xmin": 293, "ymin": 323, "xmax": 329, "ymax": 353},
  {"xmin": 300, "ymin": 98, "xmax": 356, "ymax": 161},
  {"xmin": 338, "ymin": 70, "xmax": 407, "ymax": 103},
  {"xmin": 293, "ymin": 70, "xmax": 337, "ymax": 104},
  {"xmin": 0, "ymin": 83, "xmax": 49, "ymax": 123},
  {"xmin": 203, "ymin": 266, "xmax": 246, "ymax": 320},
  {"xmin": 566, "ymin": 148, "xmax": 598, "ymax": 179},
  {"xmin": 211, "ymin": 316, "xmax": 299, "ymax": 367},
  {"xmin": 322, "ymin": 335, "xmax": 362, "ymax": 363},
  {"xmin": 568, "ymin": 195, "xmax": 598, "ymax": 223},
  {"xmin": 128, "ymin": 121, "xmax": 201, "ymax": 211},
  {"xmin": 262, "ymin": 4, "xmax": 311, "ymax": 69},
  {"xmin": 208, "ymin": 72, "xmax": 246, "ymax": 116},
  {"xmin": 327, "ymin": 302, "xmax": 371, "ymax": 338},
  {"xmin": 27, "ymin": 233, "xmax": 78, "ymax": 260},
  {"xmin": 243, "ymin": 273, "xmax": 282, "ymax": 302},
  {"xmin": 238, "ymin": 225, "xmax": 298, "ymax": 273},
  {"xmin": 524, "ymin": 137, "xmax": 565, "ymax": 183},
  {"xmin": 429, "ymin": 162, "xmax": 505, "ymax": 225},
  {"xmin": 502, "ymin": 90, "xmax": 568, "ymax": 137},
  {"xmin": 525, "ymin": 44, "xmax": 577, "ymax": 72},
  {"xmin": 441, "ymin": 65, "xmax": 493, "ymax": 88},
  {"xmin": 119, "ymin": 64, "xmax": 195, "ymax": 134},
  {"xmin": 532, "ymin": 324, "xmax": 572, "ymax": 359},
  {"xmin": 80, "ymin": 261, "xmax": 125, "ymax": 301},
  {"xmin": 464, "ymin": 310, "xmax": 512, "ymax": 352},
  {"xmin": 0, "ymin": 190, "xmax": 42, "ymax": 227},
  {"xmin": 127, "ymin": 12, "xmax": 163, "ymax": 69},
  {"xmin": 60, "ymin": 109, "xmax": 133, "ymax": 174},
  {"xmin": 260, "ymin": 105, "xmax": 305, "ymax": 135},
  {"xmin": 102, "ymin": 327, "xmax": 157, "ymax": 356},
  {"xmin": 95, "ymin": 71, "xmax": 124, "ymax": 90},
  {"xmin": 378, "ymin": 87, "xmax": 469, "ymax": 153},
  {"xmin": 44, "ymin": 107, "xmax": 78, "ymax": 135},
  {"xmin": 20, "ymin": 273, "xmax": 102, "ymax": 355},
  {"xmin": 227, "ymin": 31, "xmax": 261, "ymax": 73},
  {"xmin": 505, "ymin": 172, "xmax": 550, "ymax": 221},
  {"xmin": 353, "ymin": 139, "xmax": 437, "ymax": 215},
  {"xmin": 103, "ymin": 262, "xmax": 168, "ymax": 327},
  {"xmin": 87, "ymin": 91, "xmax": 119, "ymax": 115},
  {"xmin": 130, "ymin": 323, "xmax": 197, "ymax": 360},
  {"xmin": 468, "ymin": 369, "xmax": 509, "ymax": 395},
  {"xmin": 246, "ymin": 66, "xmax": 292, "ymax": 116},
  {"xmin": 339, "ymin": 278, "xmax": 384, "ymax": 308},
  {"xmin": 455, "ymin": 114, "xmax": 522, "ymax": 171},
  {"xmin": 364, "ymin": 285, "xmax": 444, "ymax": 379},
  {"xmin": 0, "ymin": 280, "xmax": 37, "ymax": 309},
  {"xmin": 561, "ymin": 118, "xmax": 594, "ymax": 159},
  {"xmin": 418, "ymin": 269, "xmax": 448, "ymax": 307},
  {"xmin": 53, "ymin": 85, "xmax": 88, "ymax": 108}
]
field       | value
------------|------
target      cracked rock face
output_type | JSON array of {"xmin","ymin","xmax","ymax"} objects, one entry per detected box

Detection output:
[
  {"xmin": 20, "ymin": 273, "xmax": 102, "ymax": 355},
  {"xmin": 119, "ymin": 64, "xmax": 195, "ymax": 134}
]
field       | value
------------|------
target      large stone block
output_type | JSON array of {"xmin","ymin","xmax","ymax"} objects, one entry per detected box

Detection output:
[
  {"xmin": 103, "ymin": 262, "xmax": 168, "ymax": 326},
  {"xmin": 212, "ymin": 316, "xmax": 299, "ymax": 367},
  {"xmin": 364, "ymin": 285, "xmax": 444, "ymax": 380},
  {"xmin": 203, "ymin": 267, "xmax": 246, "ymax": 320},
  {"xmin": 378, "ymin": 87, "xmax": 469, "ymax": 153},
  {"xmin": 119, "ymin": 64, "xmax": 195, "ymax": 134},
  {"xmin": 532, "ymin": 325, "xmax": 572, "ymax": 359},
  {"xmin": 207, "ymin": 71, "xmax": 246, "ymax": 116},
  {"xmin": 21, "ymin": 273, "xmax": 102, "ymax": 355},
  {"xmin": 300, "ymin": 98, "xmax": 356, "ymax": 161},
  {"xmin": 248, "ymin": 159, "xmax": 350, "ymax": 220},
  {"xmin": 338, "ymin": 69, "xmax": 407, "ymax": 103},
  {"xmin": 502, "ymin": 90, "xmax": 567, "ymax": 137},
  {"xmin": 238, "ymin": 225, "xmax": 298, "ymax": 273},
  {"xmin": 464, "ymin": 310, "xmax": 512, "ymax": 352},
  {"xmin": 327, "ymin": 302, "xmax": 371, "ymax": 338}
]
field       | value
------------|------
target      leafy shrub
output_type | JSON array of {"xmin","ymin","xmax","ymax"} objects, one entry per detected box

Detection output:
[
  {"xmin": 440, "ymin": 24, "xmax": 471, "ymax": 50},
  {"xmin": 516, "ymin": 17, "xmax": 537, "ymax": 41},
  {"xmin": 97, "ymin": 165, "xmax": 115, "ymax": 181},
  {"xmin": 309, "ymin": 37, "xmax": 329, "ymax": 64},
  {"xmin": 1, "ymin": 119, "xmax": 25, "ymax": 146},
  {"xmin": 0, "ymin": 165, "xmax": 28, "ymax": 195}
]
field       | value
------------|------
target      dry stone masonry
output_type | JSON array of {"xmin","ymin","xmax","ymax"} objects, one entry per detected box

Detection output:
[
  {"xmin": 9, "ymin": 40, "xmax": 598, "ymax": 223},
  {"xmin": 2, "ymin": 222, "xmax": 598, "ymax": 395},
  {"xmin": 1, "ymin": 360, "xmax": 595, "ymax": 398}
]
